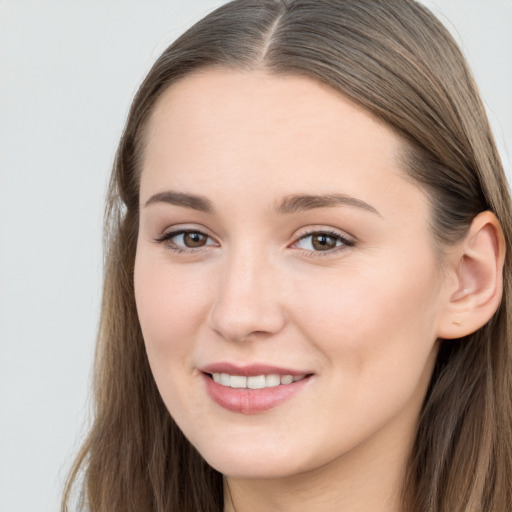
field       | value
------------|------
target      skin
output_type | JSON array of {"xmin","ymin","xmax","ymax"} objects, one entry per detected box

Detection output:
[{"xmin": 134, "ymin": 68, "xmax": 465, "ymax": 511}]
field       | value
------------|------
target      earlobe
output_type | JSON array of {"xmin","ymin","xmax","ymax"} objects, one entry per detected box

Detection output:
[{"xmin": 437, "ymin": 211, "xmax": 505, "ymax": 340}]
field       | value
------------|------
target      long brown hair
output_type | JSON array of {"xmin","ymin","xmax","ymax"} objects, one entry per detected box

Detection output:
[{"xmin": 62, "ymin": 1, "xmax": 512, "ymax": 511}]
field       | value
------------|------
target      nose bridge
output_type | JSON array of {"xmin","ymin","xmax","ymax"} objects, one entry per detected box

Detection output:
[{"xmin": 208, "ymin": 241, "xmax": 286, "ymax": 342}]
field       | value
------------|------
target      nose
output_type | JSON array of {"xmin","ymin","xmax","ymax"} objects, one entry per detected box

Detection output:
[{"xmin": 208, "ymin": 247, "xmax": 287, "ymax": 342}]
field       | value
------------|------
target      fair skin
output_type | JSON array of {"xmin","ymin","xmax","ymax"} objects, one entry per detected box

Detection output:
[{"xmin": 134, "ymin": 68, "xmax": 504, "ymax": 512}]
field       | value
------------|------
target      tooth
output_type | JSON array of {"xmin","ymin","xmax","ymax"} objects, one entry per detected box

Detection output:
[
  {"xmin": 265, "ymin": 374, "xmax": 280, "ymax": 387},
  {"xmin": 280, "ymin": 375, "xmax": 293, "ymax": 385},
  {"xmin": 292, "ymin": 375, "xmax": 304, "ymax": 382},
  {"xmin": 220, "ymin": 373, "xmax": 231, "ymax": 386},
  {"xmin": 247, "ymin": 375, "xmax": 266, "ymax": 389},
  {"xmin": 212, "ymin": 373, "xmax": 222, "ymax": 383},
  {"xmin": 230, "ymin": 375, "xmax": 247, "ymax": 388}
]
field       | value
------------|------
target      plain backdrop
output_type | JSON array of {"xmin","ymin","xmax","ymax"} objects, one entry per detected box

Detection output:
[{"xmin": 0, "ymin": 1, "xmax": 510, "ymax": 511}]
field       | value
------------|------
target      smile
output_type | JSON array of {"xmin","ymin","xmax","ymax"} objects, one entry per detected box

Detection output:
[
  {"xmin": 210, "ymin": 373, "xmax": 307, "ymax": 389},
  {"xmin": 201, "ymin": 364, "xmax": 313, "ymax": 414}
]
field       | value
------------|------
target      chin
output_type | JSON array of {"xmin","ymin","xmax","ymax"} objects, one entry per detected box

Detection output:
[
  {"xmin": 195, "ymin": 438, "xmax": 309, "ymax": 479},
  {"xmin": 207, "ymin": 456, "xmax": 305, "ymax": 480}
]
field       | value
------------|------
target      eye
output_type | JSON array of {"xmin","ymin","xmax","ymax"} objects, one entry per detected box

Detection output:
[
  {"xmin": 155, "ymin": 229, "xmax": 218, "ymax": 252},
  {"xmin": 293, "ymin": 230, "xmax": 354, "ymax": 253}
]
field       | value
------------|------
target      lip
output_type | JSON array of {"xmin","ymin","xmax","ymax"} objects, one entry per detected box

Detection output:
[
  {"xmin": 200, "ymin": 362, "xmax": 309, "ymax": 377},
  {"xmin": 200, "ymin": 362, "xmax": 313, "ymax": 414}
]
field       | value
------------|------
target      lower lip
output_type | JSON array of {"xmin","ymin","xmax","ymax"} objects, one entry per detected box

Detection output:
[{"xmin": 203, "ymin": 373, "xmax": 311, "ymax": 414}]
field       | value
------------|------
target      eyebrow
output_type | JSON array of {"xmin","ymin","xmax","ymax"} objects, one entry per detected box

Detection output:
[
  {"xmin": 274, "ymin": 193, "xmax": 381, "ymax": 216},
  {"xmin": 144, "ymin": 191, "xmax": 214, "ymax": 213},
  {"xmin": 143, "ymin": 190, "xmax": 380, "ymax": 217}
]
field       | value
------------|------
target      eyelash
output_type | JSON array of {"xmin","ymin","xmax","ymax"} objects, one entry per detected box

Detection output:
[
  {"xmin": 292, "ymin": 230, "xmax": 355, "ymax": 257},
  {"xmin": 154, "ymin": 229, "xmax": 355, "ymax": 257},
  {"xmin": 154, "ymin": 229, "xmax": 217, "ymax": 254}
]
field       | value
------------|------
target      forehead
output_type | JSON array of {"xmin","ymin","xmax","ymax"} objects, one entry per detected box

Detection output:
[
  {"xmin": 140, "ymin": 67, "xmax": 426, "ymax": 222},
  {"xmin": 143, "ymin": 67, "xmax": 399, "ymax": 168}
]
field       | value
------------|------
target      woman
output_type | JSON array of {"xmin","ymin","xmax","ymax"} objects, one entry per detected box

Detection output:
[{"xmin": 62, "ymin": 1, "xmax": 512, "ymax": 511}]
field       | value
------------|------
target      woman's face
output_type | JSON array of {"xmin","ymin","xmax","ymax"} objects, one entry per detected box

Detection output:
[{"xmin": 135, "ymin": 68, "xmax": 449, "ymax": 479}]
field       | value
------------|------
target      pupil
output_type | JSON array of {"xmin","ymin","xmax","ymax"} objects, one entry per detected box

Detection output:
[
  {"xmin": 312, "ymin": 234, "xmax": 336, "ymax": 251},
  {"xmin": 184, "ymin": 232, "xmax": 206, "ymax": 247}
]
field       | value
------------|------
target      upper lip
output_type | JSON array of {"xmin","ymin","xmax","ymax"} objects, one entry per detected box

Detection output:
[{"xmin": 200, "ymin": 362, "xmax": 312, "ymax": 377}]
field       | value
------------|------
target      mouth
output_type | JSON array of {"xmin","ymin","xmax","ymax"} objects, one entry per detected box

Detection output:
[
  {"xmin": 207, "ymin": 372, "xmax": 307, "ymax": 389},
  {"xmin": 200, "ymin": 363, "xmax": 314, "ymax": 414}
]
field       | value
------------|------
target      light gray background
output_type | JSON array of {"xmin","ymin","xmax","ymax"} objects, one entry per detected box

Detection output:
[{"xmin": 0, "ymin": 1, "xmax": 510, "ymax": 511}]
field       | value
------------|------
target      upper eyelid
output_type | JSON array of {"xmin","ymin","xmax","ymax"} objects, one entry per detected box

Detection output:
[
  {"xmin": 293, "ymin": 226, "xmax": 355, "ymax": 242},
  {"xmin": 296, "ymin": 231, "xmax": 351, "ymax": 241},
  {"xmin": 156, "ymin": 224, "xmax": 215, "ymax": 238}
]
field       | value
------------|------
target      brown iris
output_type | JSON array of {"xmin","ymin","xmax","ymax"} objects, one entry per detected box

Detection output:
[
  {"xmin": 183, "ymin": 231, "xmax": 208, "ymax": 248},
  {"xmin": 311, "ymin": 233, "xmax": 338, "ymax": 251}
]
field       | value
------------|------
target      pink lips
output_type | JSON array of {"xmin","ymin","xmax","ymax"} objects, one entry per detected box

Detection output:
[
  {"xmin": 200, "ymin": 362, "xmax": 312, "ymax": 414},
  {"xmin": 201, "ymin": 362, "xmax": 309, "ymax": 377}
]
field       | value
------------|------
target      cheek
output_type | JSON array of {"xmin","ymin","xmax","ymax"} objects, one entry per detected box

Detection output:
[
  {"xmin": 134, "ymin": 253, "xmax": 226, "ymax": 443},
  {"xmin": 134, "ymin": 254, "xmax": 217, "ymax": 423},
  {"xmin": 280, "ymin": 260, "xmax": 441, "ymax": 459},
  {"xmin": 288, "ymin": 253, "xmax": 441, "ymax": 388},
  {"xmin": 134, "ymin": 254, "xmax": 213, "ymax": 364},
  {"xmin": 301, "ymin": 245, "xmax": 439, "ymax": 331}
]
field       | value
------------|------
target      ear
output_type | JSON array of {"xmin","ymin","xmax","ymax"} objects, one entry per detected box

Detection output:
[{"xmin": 437, "ymin": 211, "xmax": 506, "ymax": 339}]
